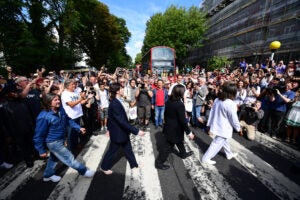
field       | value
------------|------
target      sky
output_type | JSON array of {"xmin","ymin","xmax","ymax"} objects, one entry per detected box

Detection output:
[{"xmin": 99, "ymin": 0, "xmax": 202, "ymax": 61}]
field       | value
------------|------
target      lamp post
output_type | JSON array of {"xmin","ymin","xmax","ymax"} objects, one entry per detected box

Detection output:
[{"xmin": 269, "ymin": 41, "xmax": 281, "ymax": 61}]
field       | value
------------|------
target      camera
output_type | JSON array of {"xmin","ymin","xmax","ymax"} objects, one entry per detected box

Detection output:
[
  {"xmin": 138, "ymin": 83, "xmax": 145, "ymax": 89},
  {"xmin": 116, "ymin": 67, "xmax": 125, "ymax": 76}
]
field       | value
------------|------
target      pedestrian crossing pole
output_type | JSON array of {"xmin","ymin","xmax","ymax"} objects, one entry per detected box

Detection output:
[{"xmin": 269, "ymin": 41, "xmax": 281, "ymax": 62}]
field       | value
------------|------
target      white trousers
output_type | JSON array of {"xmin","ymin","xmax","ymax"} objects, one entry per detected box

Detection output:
[{"xmin": 202, "ymin": 136, "xmax": 234, "ymax": 161}]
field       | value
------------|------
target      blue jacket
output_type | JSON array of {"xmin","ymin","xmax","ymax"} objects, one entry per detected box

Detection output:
[
  {"xmin": 33, "ymin": 107, "xmax": 81, "ymax": 154},
  {"xmin": 151, "ymin": 88, "xmax": 168, "ymax": 106},
  {"xmin": 107, "ymin": 98, "xmax": 139, "ymax": 143}
]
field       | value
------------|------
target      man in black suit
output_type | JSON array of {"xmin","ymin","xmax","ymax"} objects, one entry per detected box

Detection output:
[
  {"xmin": 155, "ymin": 85, "xmax": 195, "ymax": 170},
  {"xmin": 100, "ymin": 83, "xmax": 145, "ymax": 175}
]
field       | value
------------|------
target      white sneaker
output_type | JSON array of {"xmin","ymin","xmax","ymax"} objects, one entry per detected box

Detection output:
[
  {"xmin": 83, "ymin": 169, "xmax": 95, "ymax": 178},
  {"xmin": 227, "ymin": 153, "xmax": 238, "ymax": 160},
  {"xmin": 202, "ymin": 159, "xmax": 216, "ymax": 165},
  {"xmin": 43, "ymin": 175, "xmax": 61, "ymax": 182},
  {"xmin": 0, "ymin": 162, "xmax": 13, "ymax": 169},
  {"xmin": 100, "ymin": 127, "xmax": 104, "ymax": 131}
]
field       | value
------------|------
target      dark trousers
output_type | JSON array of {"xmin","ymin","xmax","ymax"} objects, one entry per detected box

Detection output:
[
  {"xmin": 101, "ymin": 140, "xmax": 138, "ymax": 170},
  {"xmin": 269, "ymin": 110, "xmax": 285, "ymax": 137},
  {"xmin": 156, "ymin": 141, "xmax": 186, "ymax": 165},
  {"xmin": 67, "ymin": 117, "xmax": 81, "ymax": 151}
]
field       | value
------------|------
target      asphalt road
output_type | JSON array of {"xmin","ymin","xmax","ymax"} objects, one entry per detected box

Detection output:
[{"xmin": 0, "ymin": 123, "xmax": 299, "ymax": 200}]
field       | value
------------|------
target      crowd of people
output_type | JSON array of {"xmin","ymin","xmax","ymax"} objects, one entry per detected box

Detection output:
[{"xmin": 0, "ymin": 58, "xmax": 299, "ymax": 178}]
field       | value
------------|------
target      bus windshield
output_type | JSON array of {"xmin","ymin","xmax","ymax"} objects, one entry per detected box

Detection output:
[{"xmin": 141, "ymin": 46, "xmax": 176, "ymax": 77}]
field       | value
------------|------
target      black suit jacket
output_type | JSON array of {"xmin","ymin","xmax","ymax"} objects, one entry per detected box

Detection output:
[
  {"xmin": 163, "ymin": 100, "xmax": 191, "ymax": 143},
  {"xmin": 107, "ymin": 98, "xmax": 139, "ymax": 143}
]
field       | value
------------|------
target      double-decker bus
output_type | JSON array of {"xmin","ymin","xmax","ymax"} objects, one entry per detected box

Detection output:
[{"xmin": 141, "ymin": 46, "xmax": 176, "ymax": 77}]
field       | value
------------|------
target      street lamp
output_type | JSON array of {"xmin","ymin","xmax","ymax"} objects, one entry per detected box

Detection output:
[{"xmin": 269, "ymin": 41, "xmax": 281, "ymax": 61}]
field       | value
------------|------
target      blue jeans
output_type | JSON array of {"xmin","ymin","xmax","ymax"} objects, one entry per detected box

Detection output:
[
  {"xmin": 155, "ymin": 106, "xmax": 165, "ymax": 126},
  {"xmin": 192, "ymin": 104, "xmax": 202, "ymax": 126},
  {"xmin": 44, "ymin": 140, "xmax": 87, "ymax": 178}
]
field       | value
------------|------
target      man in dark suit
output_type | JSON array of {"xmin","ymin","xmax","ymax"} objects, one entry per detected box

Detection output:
[
  {"xmin": 100, "ymin": 83, "xmax": 145, "ymax": 175},
  {"xmin": 155, "ymin": 85, "xmax": 194, "ymax": 170}
]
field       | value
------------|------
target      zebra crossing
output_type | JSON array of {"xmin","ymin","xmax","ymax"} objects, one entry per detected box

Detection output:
[{"xmin": 0, "ymin": 125, "xmax": 299, "ymax": 200}]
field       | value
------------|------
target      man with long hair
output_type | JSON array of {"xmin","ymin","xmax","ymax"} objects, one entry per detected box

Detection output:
[
  {"xmin": 202, "ymin": 81, "xmax": 241, "ymax": 164},
  {"xmin": 33, "ymin": 93, "xmax": 95, "ymax": 182}
]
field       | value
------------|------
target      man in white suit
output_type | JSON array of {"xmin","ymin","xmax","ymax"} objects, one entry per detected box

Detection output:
[{"xmin": 202, "ymin": 81, "xmax": 242, "ymax": 164}]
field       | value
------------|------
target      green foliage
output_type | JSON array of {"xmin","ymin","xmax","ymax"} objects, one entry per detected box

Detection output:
[
  {"xmin": 207, "ymin": 56, "xmax": 233, "ymax": 71},
  {"xmin": 134, "ymin": 53, "xmax": 142, "ymax": 65},
  {"xmin": 0, "ymin": 0, "xmax": 131, "ymax": 74},
  {"xmin": 142, "ymin": 5, "xmax": 208, "ymax": 67}
]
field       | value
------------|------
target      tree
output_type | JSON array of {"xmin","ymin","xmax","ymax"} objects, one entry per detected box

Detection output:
[
  {"xmin": 142, "ymin": 5, "xmax": 208, "ymax": 67},
  {"xmin": 207, "ymin": 56, "xmax": 233, "ymax": 71},
  {"xmin": 0, "ymin": 0, "xmax": 131, "ymax": 74},
  {"xmin": 134, "ymin": 53, "xmax": 142, "ymax": 65}
]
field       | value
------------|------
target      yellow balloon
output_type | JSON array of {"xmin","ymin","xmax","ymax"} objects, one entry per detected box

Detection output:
[{"xmin": 269, "ymin": 41, "xmax": 281, "ymax": 50}]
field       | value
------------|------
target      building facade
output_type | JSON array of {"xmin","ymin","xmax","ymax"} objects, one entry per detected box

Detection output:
[{"xmin": 190, "ymin": 0, "xmax": 300, "ymax": 66}]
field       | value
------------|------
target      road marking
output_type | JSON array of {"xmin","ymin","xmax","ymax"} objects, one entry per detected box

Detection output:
[
  {"xmin": 183, "ymin": 136, "xmax": 241, "ymax": 200},
  {"xmin": 228, "ymin": 137, "xmax": 300, "ymax": 200},
  {"xmin": 255, "ymin": 131, "xmax": 300, "ymax": 163},
  {"xmin": 123, "ymin": 132, "xmax": 163, "ymax": 200},
  {"xmin": 0, "ymin": 160, "xmax": 45, "ymax": 200},
  {"xmin": 47, "ymin": 134, "xmax": 109, "ymax": 200}
]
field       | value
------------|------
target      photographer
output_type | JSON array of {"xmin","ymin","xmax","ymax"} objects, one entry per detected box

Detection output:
[
  {"xmin": 239, "ymin": 100, "xmax": 264, "ymax": 141},
  {"xmin": 82, "ymin": 82, "xmax": 98, "ymax": 137},
  {"xmin": 268, "ymin": 80, "xmax": 295, "ymax": 139},
  {"xmin": 135, "ymin": 78, "xmax": 153, "ymax": 130}
]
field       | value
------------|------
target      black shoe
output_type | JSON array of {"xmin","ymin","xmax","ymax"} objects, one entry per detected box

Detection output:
[
  {"xmin": 179, "ymin": 151, "xmax": 193, "ymax": 159},
  {"xmin": 25, "ymin": 160, "xmax": 34, "ymax": 168},
  {"xmin": 155, "ymin": 126, "xmax": 159, "ymax": 129},
  {"xmin": 155, "ymin": 164, "xmax": 170, "ymax": 170}
]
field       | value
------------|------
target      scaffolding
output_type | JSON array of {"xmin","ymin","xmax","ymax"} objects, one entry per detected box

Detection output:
[{"xmin": 190, "ymin": 0, "xmax": 300, "ymax": 66}]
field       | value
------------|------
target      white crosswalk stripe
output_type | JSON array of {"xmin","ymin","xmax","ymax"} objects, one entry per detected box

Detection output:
[
  {"xmin": 0, "ymin": 160, "xmax": 45, "ymax": 200},
  {"xmin": 229, "ymin": 137, "xmax": 300, "ymax": 200},
  {"xmin": 47, "ymin": 134, "xmax": 109, "ymax": 200},
  {"xmin": 123, "ymin": 132, "xmax": 163, "ymax": 200},
  {"xmin": 183, "ymin": 136, "xmax": 241, "ymax": 200},
  {"xmin": 0, "ymin": 127, "xmax": 299, "ymax": 200},
  {"xmin": 255, "ymin": 131, "xmax": 300, "ymax": 164}
]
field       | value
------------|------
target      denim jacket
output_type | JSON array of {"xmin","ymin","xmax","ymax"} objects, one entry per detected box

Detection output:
[{"xmin": 33, "ymin": 106, "xmax": 81, "ymax": 154}]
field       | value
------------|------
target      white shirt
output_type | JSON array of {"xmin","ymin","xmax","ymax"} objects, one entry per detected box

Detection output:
[
  {"xmin": 99, "ymin": 89, "xmax": 109, "ymax": 108},
  {"xmin": 61, "ymin": 90, "xmax": 83, "ymax": 119},
  {"xmin": 168, "ymin": 82, "xmax": 186, "ymax": 95},
  {"xmin": 207, "ymin": 98, "xmax": 240, "ymax": 138}
]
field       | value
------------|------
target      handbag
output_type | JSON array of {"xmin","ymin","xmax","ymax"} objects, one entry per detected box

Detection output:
[{"xmin": 128, "ymin": 106, "xmax": 137, "ymax": 120}]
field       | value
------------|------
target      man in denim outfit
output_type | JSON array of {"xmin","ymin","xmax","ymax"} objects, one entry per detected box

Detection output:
[{"xmin": 34, "ymin": 93, "xmax": 94, "ymax": 182}]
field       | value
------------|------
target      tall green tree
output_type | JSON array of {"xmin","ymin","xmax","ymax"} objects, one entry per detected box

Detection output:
[
  {"xmin": 0, "ymin": 0, "xmax": 131, "ymax": 74},
  {"xmin": 134, "ymin": 53, "xmax": 142, "ymax": 65},
  {"xmin": 142, "ymin": 5, "xmax": 208, "ymax": 67}
]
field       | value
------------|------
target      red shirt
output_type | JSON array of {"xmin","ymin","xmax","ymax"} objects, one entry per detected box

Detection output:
[{"xmin": 155, "ymin": 89, "xmax": 165, "ymax": 106}]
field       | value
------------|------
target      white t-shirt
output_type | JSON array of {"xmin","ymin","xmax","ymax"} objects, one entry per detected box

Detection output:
[
  {"xmin": 184, "ymin": 90, "xmax": 193, "ymax": 112},
  {"xmin": 99, "ymin": 89, "xmax": 109, "ymax": 108},
  {"xmin": 61, "ymin": 90, "xmax": 83, "ymax": 119}
]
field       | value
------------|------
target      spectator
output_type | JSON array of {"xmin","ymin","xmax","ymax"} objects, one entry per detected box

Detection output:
[
  {"xmin": 269, "ymin": 81, "xmax": 295, "ymax": 138},
  {"xmin": 34, "ymin": 93, "xmax": 94, "ymax": 182},
  {"xmin": 285, "ymin": 89, "xmax": 300, "ymax": 144},
  {"xmin": 136, "ymin": 78, "xmax": 153, "ymax": 130},
  {"xmin": 275, "ymin": 60, "xmax": 286, "ymax": 75},
  {"xmin": 98, "ymin": 81, "xmax": 109, "ymax": 132},
  {"xmin": 239, "ymin": 100, "xmax": 264, "ymax": 140},
  {"xmin": 152, "ymin": 79, "xmax": 168, "ymax": 129},
  {"xmin": 61, "ymin": 79, "xmax": 92, "ymax": 151},
  {"xmin": 184, "ymin": 81, "xmax": 194, "ymax": 125},
  {"xmin": 192, "ymin": 77, "xmax": 208, "ymax": 127}
]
